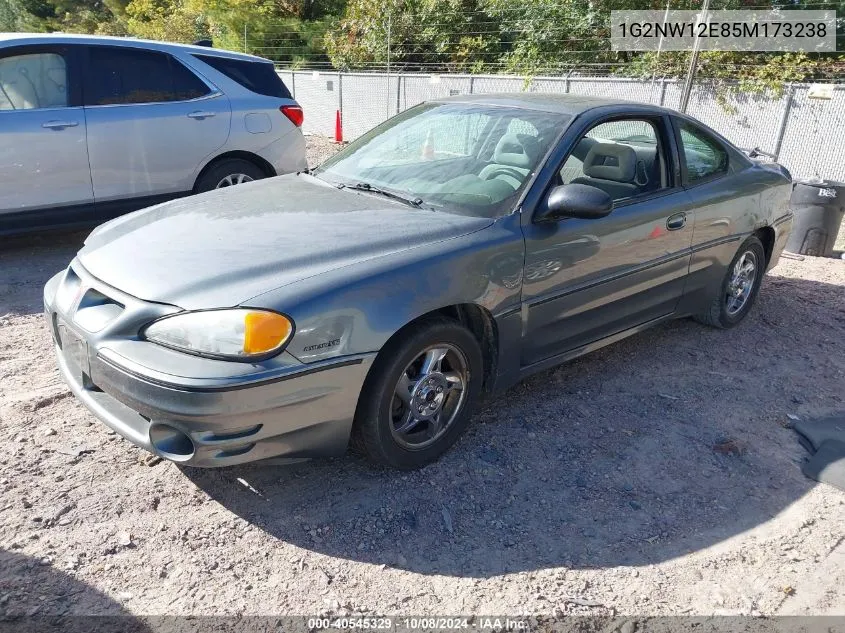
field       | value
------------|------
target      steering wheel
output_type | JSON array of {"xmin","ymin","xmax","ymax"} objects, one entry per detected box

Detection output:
[{"xmin": 483, "ymin": 167, "xmax": 524, "ymax": 183}]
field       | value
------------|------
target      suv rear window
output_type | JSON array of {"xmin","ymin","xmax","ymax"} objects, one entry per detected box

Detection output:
[
  {"xmin": 194, "ymin": 55, "xmax": 292, "ymax": 99},
  {"xmin": 86, "ymin": 47, "xmax": 210, "ymax": 105}
]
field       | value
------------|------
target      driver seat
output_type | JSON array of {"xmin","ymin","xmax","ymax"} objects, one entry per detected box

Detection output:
[
  {"xmin": 570, "ymin": 142, "xmax": 639, "ymax": 200},
  {"xmin": 479, "ymin": 134, "xmax": 540, "ymax": 189}
]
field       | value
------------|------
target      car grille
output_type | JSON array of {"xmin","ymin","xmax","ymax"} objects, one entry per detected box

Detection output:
[{"xmin": 54, "ymin": 264, "xmax": 125, "ymax": 333}]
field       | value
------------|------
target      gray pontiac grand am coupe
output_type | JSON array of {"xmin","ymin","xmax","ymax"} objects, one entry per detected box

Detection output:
[{"xmin": 45, "ymin": 94, "xmax": 793, "ymax": 470}]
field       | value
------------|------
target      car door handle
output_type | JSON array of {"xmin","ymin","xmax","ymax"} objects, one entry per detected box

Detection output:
[
  {"xmin": 666, "ymin": 213, "xmax": 687, "ymax": 231},
  {"xmin": 187, "ymin": 111, "xmax": 216, "ymax": 119},
  {"xmin": 41, "ymin": 120, "xmax": 79, "ymax": 129}
]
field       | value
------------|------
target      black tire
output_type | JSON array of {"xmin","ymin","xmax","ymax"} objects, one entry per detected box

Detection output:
[
  {"xmin": 195, "ymin": 158, "xmax": 266, "ymax": 193},
  {"xmin": 353, "ymin": 317, "xmax": 484, "ymax": 470},
  {"xmin": 695, "ymin": 235, "xmax": 766, "ymax": 329}
]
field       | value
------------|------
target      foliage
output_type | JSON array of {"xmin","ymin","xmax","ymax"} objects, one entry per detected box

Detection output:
[
  {"xmin": 125, "ymin": 0, "xmax": 208, "ymax": 41},
  {"xmin": 2, "ymin": 0, "xmax": 339, "ymax": 63},
  {"xmin": 1, "ymin": 0, "xmax": 130, "ymax": 33},
  {"xmin": 325, "ymin": 0, "xmax": 502, "ymax": 72},
  {"xmin": 622, "ymin": 49, "xmax": 843, "ymax": 100},
  {"xmin": 0, "ymin": 0, "xmax": 24, "ymax": 31},
  {"xmin": 325, "ymin": 0, "xmax": 844, "ymax": 92}
]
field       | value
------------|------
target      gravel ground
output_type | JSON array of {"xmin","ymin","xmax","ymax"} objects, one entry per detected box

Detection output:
[
  {"xmin": 1, "ymin": 136, "xmax": 845, "ymax": 621},
  {"xmin": 307, "ymin": 134, "xmax": 343, "ymax": 166}
]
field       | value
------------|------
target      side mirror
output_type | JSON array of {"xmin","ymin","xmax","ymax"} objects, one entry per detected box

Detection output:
[{"xmin": 536, "ymin": 183, "xmax": 614, "ymax": 222}]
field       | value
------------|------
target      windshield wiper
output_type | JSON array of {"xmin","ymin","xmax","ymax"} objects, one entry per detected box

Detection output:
[{"xmin": 338, "ymin": 182, "xmax": 423, "ymax": 208}]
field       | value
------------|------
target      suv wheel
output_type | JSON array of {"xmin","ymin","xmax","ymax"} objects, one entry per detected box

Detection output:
[{"xmin": 195, "ymin": 159, "xmax": 266, "ymax": 193}]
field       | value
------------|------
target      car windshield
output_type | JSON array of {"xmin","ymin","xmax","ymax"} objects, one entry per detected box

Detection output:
[{"xmin": 313, "ymin": 103, "xmax": 571, "ymax": 218}]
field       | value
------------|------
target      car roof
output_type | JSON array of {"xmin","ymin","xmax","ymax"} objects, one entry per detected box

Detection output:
[
  {"xmin": 0, "ymin": 33, "xmax": 271, "ymax": 63},
  {"xmin": 435, "ymin": 92, "xmax": 677, "ymax": 116}
]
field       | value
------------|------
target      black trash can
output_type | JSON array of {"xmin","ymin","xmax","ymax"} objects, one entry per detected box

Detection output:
[{"xmin": 785, "ymin": 180, "xmax": 845, "ymax": 257}]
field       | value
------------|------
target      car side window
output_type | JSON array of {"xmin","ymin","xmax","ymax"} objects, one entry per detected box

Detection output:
[
  {"xmin": 558, "ymin": 118, "xmax": 669, "ymax": 203},
  {"xmin": 678, "ymin": 122, "xmax": 728, "ymax": 183},
  {"xmin": 0, "ymin": 52, "xmax": 68, "ymax": 111},
  {"xmin": 86, "ymin": 47, "xmax": 211, "ymax": 106}
]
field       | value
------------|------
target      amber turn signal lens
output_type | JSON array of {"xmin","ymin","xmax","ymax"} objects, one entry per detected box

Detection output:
[{"xmin": 243, "ymin": 312, "xmax": 293, "ymax": 355}]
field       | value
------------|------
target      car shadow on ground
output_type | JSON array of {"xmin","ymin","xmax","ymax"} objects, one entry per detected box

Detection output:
[
  {"xmin": 185, "ymin": 274, "xmax": 844, "ymax": 578},
  {"xmin": 0, "ymin": 231, "xmax": 89, "ymax": 317},
  {"xmin": 0, "ymin": 549, "xmax": 148, "ymax": 630}
]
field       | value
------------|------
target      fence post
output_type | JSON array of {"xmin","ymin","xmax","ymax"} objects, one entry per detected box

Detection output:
[
  {"xmin": 290, "ymin": 71, "xmax": 296, "ymax": 99},
  {"xmin": 338, "ymin": 73, "xmax": 343, "ymax": 120},
  {"xmin": 771, "ymin": 85, "xmax": 795, "ymax": 163},
  {"xmin": 396, "ymin": 74, "xmax": 401, "ymax": 115},
  {"xmin": 385, "ymin": 13, "xmax": 392, "ymax": 119},
  {"xmin": 679, "ymin": 0, "xmax": 710, "ymax": 113},
  {"xmin": 469, "ymin": 76, "xmax": 475, "ymax": 94},
  {"xmin": 658, "ymin": 77, "xmax": 667, "ymax": 106}
]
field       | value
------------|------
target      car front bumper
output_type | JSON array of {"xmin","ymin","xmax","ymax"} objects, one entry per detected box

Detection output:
[{"xmin": 44, "ymin": 263, "xmax": 374, "ymax": 468}]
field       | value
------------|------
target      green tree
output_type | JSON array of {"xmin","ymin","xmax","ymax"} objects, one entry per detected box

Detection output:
[
  {"xmin": 0, "ymin": 0, "xmax": 24, "ymax": 30},
  {"xmin": 326, "ymin": 0, "xmax": 500, "ymax": 71},
  {"xmin": 125, "ymin": 0, "xmax": 208, "ymax": 41}
]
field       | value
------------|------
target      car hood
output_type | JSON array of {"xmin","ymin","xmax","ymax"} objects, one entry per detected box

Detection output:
[{"xmin": 78, "ymin": 174, "xmax": 493, "ymax": 309}]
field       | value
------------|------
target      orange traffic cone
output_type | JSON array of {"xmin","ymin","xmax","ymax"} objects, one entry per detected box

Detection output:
[
  {"xmin": 421, "ymin": 130, "xmax": 434, "ymax": 159},
  {"xmin": 334, "ymin": 110, "xmax": 343, "ymax": 144}
]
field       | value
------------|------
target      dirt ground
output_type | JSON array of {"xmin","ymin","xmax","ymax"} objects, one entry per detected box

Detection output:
[{"xmin": 1, "ymin": 136, "xmax": 845, "ymax": 621}]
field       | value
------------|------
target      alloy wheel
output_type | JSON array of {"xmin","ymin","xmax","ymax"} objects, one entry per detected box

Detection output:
[
  {"xmin": 725, "ymin": 250, "xmax": 757, "ymax": 316},
  {"xmin": 389, "ymin": 344, "xmax": 468, "ymax": 450},
  {"xmin": 215, "ymin": 173, "xmax": 254, "ymax": 188}
]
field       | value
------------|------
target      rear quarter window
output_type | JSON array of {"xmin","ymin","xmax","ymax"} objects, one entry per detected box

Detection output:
[
  {"xmin": 194, "ymin": 55, "xmax": 292, "ymax": 99},
  {"xmin": 677, "ymin": 121, "xmax": 729, "ymax": 183}
]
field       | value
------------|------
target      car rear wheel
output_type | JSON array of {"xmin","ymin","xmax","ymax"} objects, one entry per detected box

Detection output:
[
  {"xmin": 353, "ymin": 318, "xmax": 483, "ymax": 469},
  {"xmin": 695, "ymin": 235, "xmax": 766, "ymax": 329},
  {"xmin": 195, "ymin": 158, "xmax": 266, "ymax": 193}
]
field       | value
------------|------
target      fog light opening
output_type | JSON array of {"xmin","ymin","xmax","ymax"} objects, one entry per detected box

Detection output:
[{"xmin": 149, "ymin": 424, "xmax": 195, "ymax": 462}]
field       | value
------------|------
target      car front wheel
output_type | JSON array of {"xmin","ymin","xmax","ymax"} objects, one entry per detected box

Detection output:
[
  {"xmin": 695, "ymin": 235, "xmax": 766, "ymax": 328},
  {"xmin": 353, "ymin": 318, "xmax": 483, "ymax": 469}
]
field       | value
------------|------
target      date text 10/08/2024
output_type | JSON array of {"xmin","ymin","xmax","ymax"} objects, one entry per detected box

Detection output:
[{"xmin": 306, "ymin": 618, "xmax": 530, "ymax": 630}]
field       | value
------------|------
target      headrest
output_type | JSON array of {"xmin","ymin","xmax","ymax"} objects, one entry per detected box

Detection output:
[
  {"xmin": 493, "ymin": 133, "xmax": 541, "ymax": 169},
  {"xmin": 582, "ymin": 143, "xmax": 637, "ymax": 182}
]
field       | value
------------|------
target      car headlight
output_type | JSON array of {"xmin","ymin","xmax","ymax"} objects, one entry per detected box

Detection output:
[{"xmin": 143, "ymin": 309, "xmax": 294, "ymax": 360}]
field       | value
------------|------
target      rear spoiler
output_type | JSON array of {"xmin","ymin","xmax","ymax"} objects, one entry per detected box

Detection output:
[
  {"xmin": 740, "ymin": 146, "xmax": 791, "ymax": 179},
  {"xmin": 741, "ymin": 146, "xmax": 777, "ymax": 161}
]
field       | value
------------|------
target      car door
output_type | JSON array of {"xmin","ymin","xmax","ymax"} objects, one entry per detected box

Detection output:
[
  {"xmin": 519, "ymin": 111, "xmax": 696, "ymax": 368},
  {"xmin": 0, "ymin": 44, "xmax": 93, "ymax": 216},
  {"xmin": 670, "ymin": 117, "xmax": 757, "ymax": 314},
  {"xmin": 82, "ymin": 45, "xmax": 231, "ymax": 204}
]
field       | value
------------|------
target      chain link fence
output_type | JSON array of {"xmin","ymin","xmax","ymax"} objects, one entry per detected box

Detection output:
[{"xmin": 277, "ymin": 69, "xmax": 845, "ymax": 183}]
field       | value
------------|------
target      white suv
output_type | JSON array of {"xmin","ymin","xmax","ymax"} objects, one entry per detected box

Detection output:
[{"xmin": 0, "ymin": 33, "xmax": 307, "ymax": 234}]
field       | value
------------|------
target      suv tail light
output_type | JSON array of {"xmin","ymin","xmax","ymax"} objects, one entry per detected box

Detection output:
[{"xmin": 280, "ymin": 105, "xmax": 304, "ymax": 127}]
